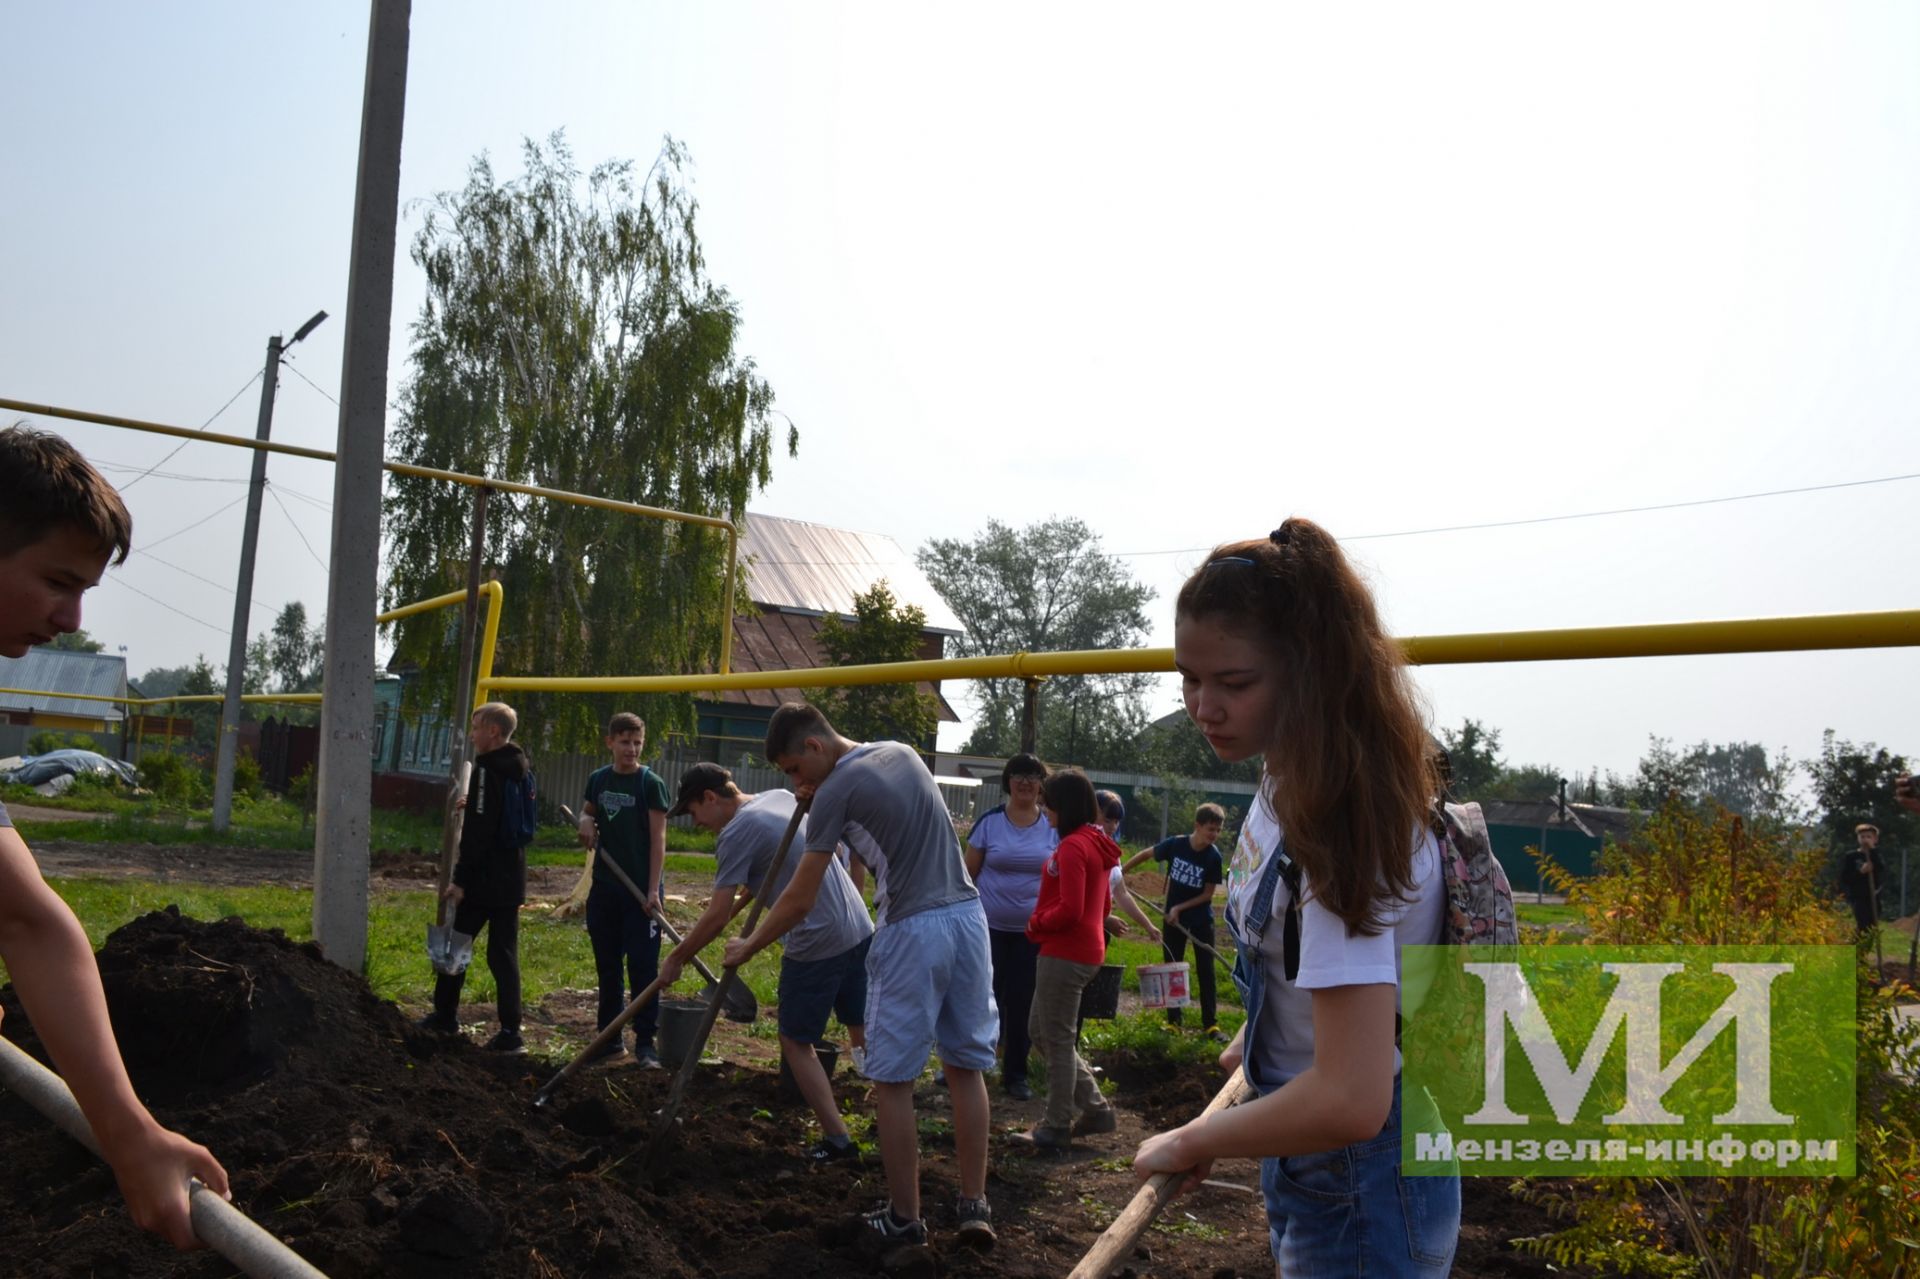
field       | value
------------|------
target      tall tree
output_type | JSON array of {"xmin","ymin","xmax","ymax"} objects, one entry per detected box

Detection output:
[
  {"xmin": 917, "ymin": 516, "xmax": 1154, "ymax": 768},
  {"xmin": 1439, "ymin": 719, "xmax": 1504, "ymax": 799},
  {"xmin": 1805, "ymin": 731, "xmax": 1917, "ymax": 917},
  {"xmin": 816, "ymin": 581, "xmax": 940, "ymax": 750},
  {"xmin": 383, "ymin": 133, "xmax": 794, "ymax": 749},
  {"xmin": 44, "ymin": 630, "xmax": 105, "ymax": 653},
  {"xmin": 1601, "ymin": 736, "xmax": 1801, "ymax": 826},
  {"xmin": 268, "ymin": 601, "xmax": 323, "ymax": 693}
]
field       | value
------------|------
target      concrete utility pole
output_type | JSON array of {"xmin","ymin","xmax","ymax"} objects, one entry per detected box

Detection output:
[
  {"xmin": 212, "ymin": 313, "xmax": 326, "ymax": 832},
  {"xmin": 313, "ymin": 0, "xmax": 410, "ymax": 972}
]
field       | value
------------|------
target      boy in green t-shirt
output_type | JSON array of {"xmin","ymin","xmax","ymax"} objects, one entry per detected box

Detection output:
[{"xmin": 577, "ymin": 711, "xmax": 670, "ymax": 1066}]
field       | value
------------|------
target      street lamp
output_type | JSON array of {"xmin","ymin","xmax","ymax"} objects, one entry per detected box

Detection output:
[{"xmin": 211, "ymin": 310, "xmax": 329, "ymax": 832}]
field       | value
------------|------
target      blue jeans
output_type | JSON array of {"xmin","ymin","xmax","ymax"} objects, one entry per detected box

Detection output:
[
  {"xmin": 1230, "ymin": 840, "xmax": 1459, "ymax": 1276},
  {"xmin": 1259, "ymin": 1086, "xmax": 1458, "ymax": 1276}
]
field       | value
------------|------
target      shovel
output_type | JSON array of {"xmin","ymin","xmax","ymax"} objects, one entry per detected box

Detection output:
[
  {"xmin": 427, "ymin": 760, "xmax": 477, "ymax": 976},
  {"xmin": 644, "ymin": 797, "xmax": 809, "ymax": 1166},
  {"xmin": 560, "ymin": 804, "xmax": 757, "ymax": 1022}
]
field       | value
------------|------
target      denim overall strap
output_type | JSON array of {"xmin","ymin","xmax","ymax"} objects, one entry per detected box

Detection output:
[{"xmin": 1229, "ymin": 835, "xmax": 1292, "ymax": 1093}]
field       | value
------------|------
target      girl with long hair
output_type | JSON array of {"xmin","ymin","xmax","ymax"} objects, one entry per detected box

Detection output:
[{"xmin": 1131, "ymin": 517, "xmax": 1458, "ymax": 1276}]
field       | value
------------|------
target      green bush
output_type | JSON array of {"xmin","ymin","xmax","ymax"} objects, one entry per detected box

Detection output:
[
  {"xmin": 1519, "ymin": 802, "xmax": 1920, "ymax": 1278},
  {"xmin": 26, "ymin": 730, "xmax": 98, "ymax": 756},
  {"xmin": 138, "ymin": 751, "xmax": 209, "ymax": 805},
  {"xmin": 232, "ymin": 749, "xmax": 265, "ymax": 801}
]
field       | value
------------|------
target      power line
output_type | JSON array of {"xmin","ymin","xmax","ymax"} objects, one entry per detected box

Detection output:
[
  {"xmin": 1338, "ymin": 470, "xmax": 1920, "ymax": 543},
  {"xmin": 267, "ymin": 483, "xmax": 329, "ymax": 571},
  {"xmin": 138, "ymin": 494, "xmax": 249, "ymax": 551},
  {"xmin": 106, "ymin": 574, "xmax": 231, "ymax": 638},
  {"xmin": 279, "ymin": 354, "xmax": 339, "ymax": 407},
  {"xmin": 117, "ymin": 369, "xmax": 264, "ymax": 491},
  {"xmin": 127, "ymin": 548, "xmax": 282, "ymax": 617},
  {"xmin": 91, "ymin": 459, "xmax": 247, "ymax": 485}
]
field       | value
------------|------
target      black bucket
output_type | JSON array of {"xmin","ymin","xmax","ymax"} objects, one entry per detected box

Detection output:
[
  {"xmin": 776, "ymin": 1041, "xmax": 840, "ymax": 1099},
  {"xmin": 1078, "ymin": 964, "xmax": 1125, "ymax": 1021},
  {"xmin": 657, "ymin": 999, "xmax": 708, "ymax": 1069}
]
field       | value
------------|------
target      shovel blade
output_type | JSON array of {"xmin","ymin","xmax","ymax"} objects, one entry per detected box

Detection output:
[
  {"xmin": 703, "ymin": 980, "xmax": 758, "ymax": 1024},
  {"xmin": 428, "ymin": 924, "xmax": 476, "ymax": 976}
]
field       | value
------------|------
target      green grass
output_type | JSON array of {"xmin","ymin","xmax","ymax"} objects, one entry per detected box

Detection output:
[
  {"xmin": 1516, "ymin": 902, "xmax": 1584, "ymax": 928},
  {"xmin": 16, "ymin": 877, "xmax": 787, "ymax": 1012},
  {"xmin": 12, "ymin": 785, "xmax": 716, "ymax": 860}
]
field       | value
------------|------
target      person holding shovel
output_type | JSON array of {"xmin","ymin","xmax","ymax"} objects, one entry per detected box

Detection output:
[
  {"xmin": 731, "ymin": 702, "xmax": 999, "ymax": 1254},
  {"xmin": 1122, "ymin": 802, "xmax": 1227, "ymax": 1038},
  {"xmin": 577, "ymin": 712, "xmax": 670, "ymax": 1068},
  {"xmin": 0, "ymin": 425, "xmax": 229, "ymax": 1250},
  {"xmin": 661, "ymin": 762, "xmax": 874, "ymax": 1162},
  {"xmin": 1840, "ymin": 823, "xmax": 1888, "ymax": 936},
  {"xmin": 1131, "ymin": 520, "xmax": 1459, "ymax": 1277},
  {"xmin": 420, "ymin": 701, "xmax": 535, "ymax": 1054}
]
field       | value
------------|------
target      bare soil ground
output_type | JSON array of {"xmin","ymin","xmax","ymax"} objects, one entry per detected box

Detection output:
[{"xmin": 0, "ymin": 841, "xmax": 1592, "ymax": 1277}]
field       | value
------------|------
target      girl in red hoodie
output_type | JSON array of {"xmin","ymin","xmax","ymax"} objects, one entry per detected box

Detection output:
[{"xmin": 1021, "ymin": 768, "xmax": 1124, "ymax": 1148}]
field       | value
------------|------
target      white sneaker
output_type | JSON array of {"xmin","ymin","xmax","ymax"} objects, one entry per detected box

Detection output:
[{"xmin": 849, "ymin": 1045, "xmax": 867, "ymax": 1075}]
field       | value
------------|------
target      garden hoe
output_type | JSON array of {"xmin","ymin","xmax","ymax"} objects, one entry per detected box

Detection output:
[
  {"xmin": 643, "ymin": 797, "xmax": 809, "ymax": 1167},
  {"xmin": 559, "ymin": 804, "xmax": 757, "ymax": 1022},
  {"xmin": 427, "ymin": 759, "xmax": 476, "ymax": 976}
]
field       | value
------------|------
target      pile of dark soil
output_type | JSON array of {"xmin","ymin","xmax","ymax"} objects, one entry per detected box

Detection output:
[{"xmin": 0, "ymin": 909, "xmax": 1587, "ymax": 1278}]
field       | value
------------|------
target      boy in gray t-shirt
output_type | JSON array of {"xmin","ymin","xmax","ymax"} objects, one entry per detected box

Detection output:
[
  {"xmin": 726, "ymin": 704, "xmax": 998, "ymax": 1255},
  {"xmin": 659, "ymin": 763, "xmax": 873, "ymax": 1162}
]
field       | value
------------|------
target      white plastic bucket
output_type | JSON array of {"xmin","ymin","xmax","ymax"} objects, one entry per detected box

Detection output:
[{"xmin": 1137, "ymin": 962, "xmax": 1191, "ymax": 1010}]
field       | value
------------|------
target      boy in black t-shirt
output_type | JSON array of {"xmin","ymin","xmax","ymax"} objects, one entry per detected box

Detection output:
[
  {"xmin": 1122, "ymin": 803, "xmax": 1226, "ymax": 1035},
  {"xmin": 576, "ymin": 712, "xmax": 671, "ymax": 1066}
]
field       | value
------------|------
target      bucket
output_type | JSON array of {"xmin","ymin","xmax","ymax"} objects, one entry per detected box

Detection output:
[
  {"xmin": 656, "ymin": 999, "xmax": 708, "ymax": 1069},
  {"xmin": 777, "ymin": 1041, "xmax": 840, "ymax": 1099},
  {"xmin": 1078, "ymin": 964, "xmax": 1124, "ymax": 1021},
  {"xmin": 1137, "ymin": 962, "xmax": 1191, "ymax": 1010}
]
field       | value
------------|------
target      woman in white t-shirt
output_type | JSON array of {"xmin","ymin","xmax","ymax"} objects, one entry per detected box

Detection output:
[{"xmin": 1132, "ymin": 518, "xmax": 1459, "ymax": 1277}]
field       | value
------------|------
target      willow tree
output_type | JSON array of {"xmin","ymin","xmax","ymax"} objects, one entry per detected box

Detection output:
[{"xmin": 383, "ymin": 134, "xmax": 794, "ymax": 749}]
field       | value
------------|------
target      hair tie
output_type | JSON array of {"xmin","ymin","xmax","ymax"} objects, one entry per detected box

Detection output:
[{"xmin": 1269, "ymin": 526, "xmax": 1290, "ymax": 547}]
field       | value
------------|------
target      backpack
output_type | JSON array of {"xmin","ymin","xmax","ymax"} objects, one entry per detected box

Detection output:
[
  {"xmin": 500, "ymin": 768, "xmax": 539, "ymax": 851},
  {"xmin": 1271, "ymin": 799, "xmax": 1517, "ymax": 983}
]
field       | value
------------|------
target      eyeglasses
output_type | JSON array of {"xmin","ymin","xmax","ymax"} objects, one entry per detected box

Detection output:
[{"xmin": 1009, "ymin": 775, "xmax": 1044, "ymax": 787}]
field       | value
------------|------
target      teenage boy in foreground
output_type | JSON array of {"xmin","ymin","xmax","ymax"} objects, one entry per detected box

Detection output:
[
  {"xmin": 0, "ymin": 424, "xmax": 230, "ymax": 1248},
  {"xmin": 1121, "ymin": 801, "xmax": 1226, "ymax": 1037},
  {"xmin": 660, "ymin": 762, "xmax": 872, "ymax": 1161},
  {"xmin": 421, "ymin": 701, "xmax": 535, "ymax": 1053},
  {"xmin": 576, "ymin": 712, "xmax": 670, "ymax": 1067},
  {"xmin": 725, "ymin": 702, "xmax": 998, "ymax": 1251}
]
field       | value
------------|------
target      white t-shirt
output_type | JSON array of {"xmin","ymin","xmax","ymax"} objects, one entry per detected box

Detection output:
[{"xmin": 1226, "ymin": 794, "xmax": 1444, "ymax": 1085}]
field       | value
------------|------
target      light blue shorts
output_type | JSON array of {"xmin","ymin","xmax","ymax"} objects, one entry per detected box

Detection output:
[{"xmin": 862, "ymin": 899, "xmax": 999, "ymax": 1082}]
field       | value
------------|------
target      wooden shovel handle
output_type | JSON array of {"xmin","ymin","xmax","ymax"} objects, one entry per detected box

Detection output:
[{"xmin": 1067, "ymin": 1070, "xmax": 1254, "ymax": 1279}]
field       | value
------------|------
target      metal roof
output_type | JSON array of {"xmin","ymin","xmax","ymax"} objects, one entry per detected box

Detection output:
[
  {"xmin": 741, "ymin": 512, "xmax": 963, "ymax": 636},
  {"xmin": 0, "ymin": 649, "xmax": 129, "ymax": 722},
  {"xmin": 715, "ymin": 610, "xmax": 959, "ymax": 721}
]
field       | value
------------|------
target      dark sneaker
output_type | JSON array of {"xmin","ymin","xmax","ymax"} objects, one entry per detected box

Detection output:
[
  {"xmin": 806, "ymin": 1136, "xmax": 860, "ymax": 1164},
  {"xmin": 1011, "ymin": 1124, "xmax": 1072, "ymax": 1151},
  {"xmin": 482, "ymin": 1028, "xmax": 526, "ymax": 1055},
  {"xmin": 1002, "ymin": 1076, "xmax": 1033, "ymax": 1101},
  {"xmin": 415, "ymin": 1011, "xmax": 458, "ymax": 1036},
  {"xmin": 1072, "ymin": 1105, "xmax": 1118, "ymax": 1136},
  {"xmin": 853, "ymin": 1204, "xmax": 928, "ymax": 1251},
  {"xmin": 634, "ymin": 1046, "xmax": 664, "ymax": 1070},
  {"xmin": 954, "ymin": 1196, "xmax": 996, "ymax": 1251},
  {"xmin": 1205, "ymin": 1025, "xmax": 1230, "ymax": 1044}
]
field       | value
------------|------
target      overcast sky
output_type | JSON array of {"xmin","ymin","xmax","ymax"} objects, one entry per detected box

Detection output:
[{"xmin": 4, "ymin": 2, "xmax": 1916, "ymax": 781}]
